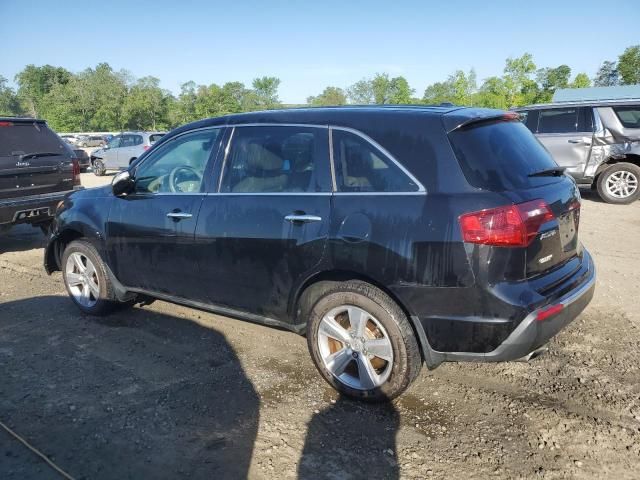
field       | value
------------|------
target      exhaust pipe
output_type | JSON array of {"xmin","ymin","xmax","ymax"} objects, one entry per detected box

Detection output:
[{"xmin": 515, "ymin": 346, "xmax": 548, "ymax": 362}]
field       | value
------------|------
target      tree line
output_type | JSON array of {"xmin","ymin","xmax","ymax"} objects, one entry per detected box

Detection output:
[{"xmin": 0, "ymin": 45, "xmax": 638, "ymax": 133}]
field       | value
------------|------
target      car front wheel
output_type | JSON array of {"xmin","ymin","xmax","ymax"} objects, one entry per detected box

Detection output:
[
  {"xmin": 597, "ymin": 162, "xmax": 640, "ymax": 204},
  {"xmin": 307, "ymin": 281, "xmax": 422, "ymax": 402},
  {"xmin": 93, "ymin": 159, "xmax": 106, "ymax": 176},
  {"xmin": 62, "ymin": 240, "xmax": 125, "ymax": 315}
]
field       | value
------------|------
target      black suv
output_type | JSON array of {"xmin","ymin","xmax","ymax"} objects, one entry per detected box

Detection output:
[
  {"xmin": 44, "ymin": 106, "xmax": 595, "ymax": 401},
  {"xmin": 1, "ymin": 118, "xmax": 81, "ymax": 235}
]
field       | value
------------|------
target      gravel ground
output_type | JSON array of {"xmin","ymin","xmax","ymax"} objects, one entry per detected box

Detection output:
[{"xmin": 0, "ymin": 174, "xmax": 638, "ymax": 479}]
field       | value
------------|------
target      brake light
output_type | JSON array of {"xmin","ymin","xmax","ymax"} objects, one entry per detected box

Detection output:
[
  {"xmin": 143, "ymin": 145, "xmax": 150, "ymax": 151},
  {"xmin": 537, "ymin": 304, "xmax": 564, "ymax": 321},
  {"xmin": 459, "ymin": 199, "xmax": 555, "ymax": 247},
  {"xmin": 72, "ymin": 159, "xmax": 81, "ymax": 186},
  {"xmin": 0, "ymin": 121, "xmax": 13, "ymax": 127}
]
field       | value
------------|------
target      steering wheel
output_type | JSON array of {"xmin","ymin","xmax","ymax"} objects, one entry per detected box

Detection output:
[{"xmin": 169, "ymin": 165, "xmax": 203, "ymax": 193}]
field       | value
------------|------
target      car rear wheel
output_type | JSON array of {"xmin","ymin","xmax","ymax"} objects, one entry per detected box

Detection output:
[
  {"xmin": 597, "ymin": 162, "xmax": 640, "ymax": 204},
  {"xmin": 306, "ymin": 281, "xmax": 422, "ymax": 401},
  {"xmin": 62, "ymin": 240, "xmax": 124, "ymax": 315},
  {"xmin": 93, "ymin": 159, "xmax": 106, "ymax": 176}
]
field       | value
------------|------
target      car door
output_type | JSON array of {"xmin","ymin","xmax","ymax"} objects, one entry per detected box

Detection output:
[
  {"xmin": 194, "ymin": 124, "xmax": 332, "ymax": 321},
  {"xmin": 115, "ymin": 134, "xmax": 143, "ymax": 168},
  {"xmin": 534, "ymin": 107, "xmax": 593, "ymax": 179},
  {"xmin": 103, "ymin": 135, "xmax": 121, "ymax": 167},
  {"xmin": 107, "ymin": 127, "xmax": 224, "ymax": 297}
]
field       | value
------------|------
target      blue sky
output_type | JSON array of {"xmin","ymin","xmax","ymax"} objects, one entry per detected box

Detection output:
[{"xmin": 1, "ymin": 0, "xmax": 638, "ymax": 103}]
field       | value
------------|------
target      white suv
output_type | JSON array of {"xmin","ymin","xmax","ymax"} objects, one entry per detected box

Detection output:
[{"xmin": 92, "ymin": 132, "xmax": 164, "ymax": 175}]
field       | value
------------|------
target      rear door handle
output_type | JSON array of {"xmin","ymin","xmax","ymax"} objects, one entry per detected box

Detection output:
[
  {"xmin": 567, "ymin": 139, "xmax": 581, "ymax": 143},
  {"xmin": 285, "ymin": 214, "xmax": 322, "ymax": 223},
  {"xmin": 167, "ymin": 212, "xmax": 193, "ymax": 219}
]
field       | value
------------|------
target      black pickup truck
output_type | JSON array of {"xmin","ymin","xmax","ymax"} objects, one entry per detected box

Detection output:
[{"xmin": 0, "ymin": 118, "xmax": 81, "ymax": 235}]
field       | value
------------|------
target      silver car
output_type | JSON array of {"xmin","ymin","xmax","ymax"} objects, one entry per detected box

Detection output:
[
  {"xmin": 515, "ymin": 100, "xmax": 640, "ymax": 204},
  {"xmin": 78, "ymin": 135, "xmax": 106, "ymax": 148},
  {"xmin": 91, "ymin": 132, "xmax": 165, "ymax": 176}
]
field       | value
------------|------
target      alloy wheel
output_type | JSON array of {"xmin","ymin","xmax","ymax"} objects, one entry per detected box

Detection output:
[
  {"xmin": 605, "ymin": 170, "xmax": 638, "ymax": 199},
  {"xmin": 65, "ymin": 252, "xmax": 100, "ymax": 307},
  {"xmin": 317, "ymin": 305, "xmax": 394, "ymax": 390}
]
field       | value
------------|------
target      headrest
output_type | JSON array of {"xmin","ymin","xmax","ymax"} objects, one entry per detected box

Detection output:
[{"xmin": 246, "ymin": 143, "xmax": 283, "ymax": 171}]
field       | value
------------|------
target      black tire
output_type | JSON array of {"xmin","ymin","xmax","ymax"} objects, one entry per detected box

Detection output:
[
  {"xmin": 596, "ymin": 162, "xmax": 640, "ymax": 204},
  {"xmin": 93, "ymin": 159, "xmax": 106, "ymax": 176},
  {"xmin": 306, "ymin": 281, "xmax": 422, "ymax": 402},
  {"xmin": 129, "ymin": 157, "xmax": 137, "ymax": 165},
  {"xmin": 61, "ymin": 239, "xmax": 125, "ymax": 315}
]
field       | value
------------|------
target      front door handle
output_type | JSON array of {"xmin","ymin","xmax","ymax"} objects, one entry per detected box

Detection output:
[
  {"xmin": 285, "ymin": 214, "xmax": 322, "ymax": 223},
  {"xmin": 167, "ymin": 212, "xmax": 193, "ymax": 219}
]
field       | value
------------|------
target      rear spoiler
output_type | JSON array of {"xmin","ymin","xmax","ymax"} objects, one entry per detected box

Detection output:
[{"xmin": 443, "ymin": 110, "xmax": 522, "ymax": 133}]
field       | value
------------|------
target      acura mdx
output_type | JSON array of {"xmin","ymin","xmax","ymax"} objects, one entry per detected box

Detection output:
[{"xmin": 45, "ymin": 106, "xmax": 596, "ymax": 401}]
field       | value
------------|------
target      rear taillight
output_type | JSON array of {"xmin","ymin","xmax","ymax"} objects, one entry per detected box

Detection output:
[
  {"xmin": 143, "ymin": 145, "xmax": 150, "ymax": 151},
  {"xmin": 0, "ymin": 121, "xmax": 13, "ymax": 127},
  {"xmin": 72, "ymin": 159, "xmax": 81, "ymax": 186},
  {"xmin": 536, "ymin": 304, "xmax": 564, "ymax": 321},
  {"xmin": 459, "ymin": 199, "xmax": 555, "ymax": 247}
]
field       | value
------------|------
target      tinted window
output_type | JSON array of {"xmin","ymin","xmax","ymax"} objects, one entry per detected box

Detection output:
[
  {"xmin": 121, "ymin": 135, "xmax": 143, "ymax": 147},
  {"xmin": 332, "ymin": 129, "xmax": 419, "ymax": 192},
  {"xmin": 134, "ymin": 129, "xmax": 221, "ymax": 194},
  {"xmin": 537, "ymin": 108, "xmax": 578, "ymax": 133},
  {"xmin": 449, "ymin": 120, "xmax": 560, "ymax": 192},
  {"xmin": 220, "ymin": 126, "xmax": 330, "ymax": 193},
  {"xmin": 0, "ymin": 122, "xmax": 68, "ymax": 157},
  {"xmin": 613, "ymin": 106, "xmax": 640, "ymax": 128},
  {"xmin": 149, "ymin": 133, "xmax": 164, "ymax": 144}
]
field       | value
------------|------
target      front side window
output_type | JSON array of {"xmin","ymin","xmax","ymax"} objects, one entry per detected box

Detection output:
[
  {"xmin": 537, "ymin": 108, "xmax": 578, "ymax": 134},
  {"xmin": 332, "ymin": 129, "xmax": 419, "ymax": 192},
  {"xmin": 134, "ymin": 129, "xmax": 221, "ymax": 194},
  {"xmin": 107, "ymin": 135, "xmax": 121, "ymax": 149},
  {"xmin": 121, "ymin": 135, "xmax": 143, "ymax": 147},
  {"xmin": 220, "ymin": 126, "xmax": 330, "ymax": 193},
  {"xmin": 613, "ymin": 106, "xmax": 640, "ymax": 129}
]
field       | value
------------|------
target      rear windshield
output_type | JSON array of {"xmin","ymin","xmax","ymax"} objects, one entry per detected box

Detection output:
[
  {"xmin": 149, "ymin": 134, "xmax": 164, "ymax": 144},
  {"xmin": 613, "ymin": 106, "xmax": 640, "ymax": 129},
  {"xmin": 449, "ymin": 120, "xmax": 559, "ymax": 192},
  {"xmin": 0, "ymin": 122, "xmax": 68, "ymax": 157}
]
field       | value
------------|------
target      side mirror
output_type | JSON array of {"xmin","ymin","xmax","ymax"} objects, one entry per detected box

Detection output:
[{"xmin": 112, "ymin": 170, "xmax": 134, "ymax": 196}]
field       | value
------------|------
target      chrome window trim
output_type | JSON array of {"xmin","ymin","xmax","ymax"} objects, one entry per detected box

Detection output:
[
  {"xmin": 328, "ymin": 127, "xmax": 337, "ymax": 191},
  {"xmin": 333, "ymin": 191, "xmax": 426, "ymax": 196},
  {"xmin": 329, "ymin": 126, "xmax": 426, "ymax": 193},
  {"xmin": 205, "ymin": 192, "xmax": 332, "ymax": 196}
]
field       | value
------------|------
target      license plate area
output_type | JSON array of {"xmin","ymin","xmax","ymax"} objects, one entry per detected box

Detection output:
[{"xmin": 12, "ymin": 207, "xmax": 51, "ymax": 222}]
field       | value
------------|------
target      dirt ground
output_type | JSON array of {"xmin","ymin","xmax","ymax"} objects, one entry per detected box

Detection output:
[{"xmin": 1, "ymin": 173, "xmax": 638, "ymax": 479}]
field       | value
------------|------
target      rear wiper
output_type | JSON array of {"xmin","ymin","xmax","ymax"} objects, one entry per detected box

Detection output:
[
  {"xmin": 13, "ymin": 152, "xmax": 62, "ymax": 160},
  {"xmin": 528, "ymin": 167, "xmax": 567, "ymax": 177}
]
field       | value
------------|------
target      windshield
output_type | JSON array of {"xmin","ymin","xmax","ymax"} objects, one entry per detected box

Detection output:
[{"xmin": 448, "ymin": 120, "xmax": 560, "ymax": 192}]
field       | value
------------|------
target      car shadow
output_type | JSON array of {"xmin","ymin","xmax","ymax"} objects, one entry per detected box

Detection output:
[
  {"xmin": 298, "ymin": 395, "xmax": 400, "ymax": 479},
  {"xmin": 0, "ymin": 224, "xmax": 47, "ymax": 254},
  {"xmin": 0, "ymin": 296, "xmax": 259, "ymax": 479}
]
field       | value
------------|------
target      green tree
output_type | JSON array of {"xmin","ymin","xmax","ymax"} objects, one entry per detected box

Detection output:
[
  {"xmin": 474, "ymin": 76, "xmax": 509, "ymax": 109},
  {"xmin": 570, "ymin": 73, "xmax": 591, "ymax": 89},
  {"xmin": 347, "ymin": 78, "xmax": 374, "ymax": 104},
  {"xmin": 503, "ymin": 53, "xmax": 537, "ymax": 107},
  {"xmin": 536, "ymin": 65, "xmax": 571, "ymax": 102},
  {"xmin": 348, "ymin": 73, "xmax": 414, "ymax": 105},
  {"xmin": 618, "ymin": 45, "xmax": 640, "ymax": 85},
  {"xmin": 594, "ymin": 61, "xmax": 619, "ymax": 87},
  {"xmin": 14, "ymin": 64, "xmax": 71, "ymax": 117},
  {"xmin": 0, "ymin": 76, "xmax": 21, "ymax": 116},
  {"xmin": 307, "ymin": 86, "xmax": 347, "ymax": 106},
  {"xmin": 423, "ymin": 70, "xmax": 476, "ymax": 106},
  {"xmin": 251, "ymin": 76, "xmax": 281, "ymax": 110},
  {"xmin": 124, "ymin": 76, "xmax": 170, "ymax": 130}
]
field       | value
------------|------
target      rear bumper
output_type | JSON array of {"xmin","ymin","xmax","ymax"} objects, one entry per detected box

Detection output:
[
  {"xmin": 438, "ymin": 250, "xmax": 595, "ymax": 362},
  {"xmin": 0, "ymin": 189, "xmax": 81, "ymax": 225}
]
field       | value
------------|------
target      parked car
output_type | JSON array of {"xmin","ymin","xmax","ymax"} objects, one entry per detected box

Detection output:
[
  {"xmin": 514, "ymin": 100, "xmax": 640, "ymax": 204},
  {"xmin": 0, "ymin": 118, "xmax": 81, "ymax": 235},
  {"xmin": 78, "ymin": 135, "xmax": 106, "ymax": 148},
  {"xmin": 45, "ymin": 106, "xmax": 595, "ymax": 401},
  {"xmin": 60, "ymin": 134, "xmax": 79, "ymax": 146},
  {"xmin": 91, "ymin": 132, "xmax": 165, "ymax": 175},
  {"xmin": 73, "ymin": 148, "xmax": 91, "ymax": 172}
]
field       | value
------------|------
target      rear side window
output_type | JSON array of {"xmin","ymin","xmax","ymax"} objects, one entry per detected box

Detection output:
[
  {"xmin": 149, "ymin": 134, "xmax": 164, "ymax": 144},
  {"xmin": 0, "ymin": 122, "xmax": 68, "ymax": 157},
  {"xmin": 449, "ymin": 120, "xmax": 560, "ymax": 192},
  {"xmin": 220, "ymin": 126, "xmax": 331, "ymax": 193},
  {"xmin": 332, "ymin": 129, "xmax": 420, "ymax": 192},
  {"xmin": 537, "ymin": 108, "xmax": 578, "ymax": 133},
  {"xmin": 613, "ymin": 106, "xmax": 640, "ymax": 128}
]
